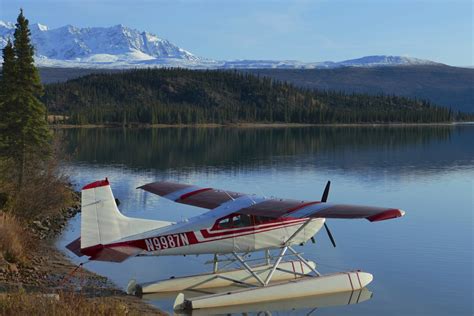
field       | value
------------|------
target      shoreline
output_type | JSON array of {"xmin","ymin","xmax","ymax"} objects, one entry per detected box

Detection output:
[
  {"xmin": 0, "ymin": 196, "xmax": 164, "ymax": 315},
  {"xmin": 49, "ymin": 121, "xmax": 472, "ymax": 129}
]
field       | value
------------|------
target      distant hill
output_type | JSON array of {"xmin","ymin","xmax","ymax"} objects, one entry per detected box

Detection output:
[
  {"xmin": 245, "ymin": 65, "xmax": 474, "ymax": 113},
  {"xmin": 38, "ymin": 67, "xmax": 120, "ymax": 84},
  {"xmin": 37, "ymin": 64, "xmax": 473, "ymax": 113},
  {"xmin": 43, "ymin": 68, "xmax": 457, "ymax": 125}
]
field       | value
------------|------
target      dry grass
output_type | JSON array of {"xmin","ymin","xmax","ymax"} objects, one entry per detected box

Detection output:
[
  {"xmin": 0, "ymin": 136, "xmax": 74, "ymax": 221},
  {"xmin": 7, "ymin": 163, "xmax": 73, "ymax": 219},
  {"xmin": 0, "ymin": 213, "xmax": 29, "ymax": 264},
  {"xmin": 0, "ymin": 290, "xmax": 135, "ymax": 316}
]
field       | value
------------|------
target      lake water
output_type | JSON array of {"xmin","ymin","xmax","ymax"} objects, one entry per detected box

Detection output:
[{"xmin": 56, "ymin": 125, "xmax": 474, "ymax": 315}]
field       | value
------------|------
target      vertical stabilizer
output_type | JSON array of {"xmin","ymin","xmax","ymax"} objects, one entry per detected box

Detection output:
[{"xmin": 80, "ymin": 178, "xmax": 171, "ymax": 250}]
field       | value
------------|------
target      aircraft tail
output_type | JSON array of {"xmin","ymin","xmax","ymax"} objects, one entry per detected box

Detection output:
[{"xmin": 67, "ymin": 178, "xmax": 171, "ymax": 262}]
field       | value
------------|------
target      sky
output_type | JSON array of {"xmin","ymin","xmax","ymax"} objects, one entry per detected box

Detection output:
[{"xmin": 0, "ymin": 0, "xmax": 472, "ymax": 66}]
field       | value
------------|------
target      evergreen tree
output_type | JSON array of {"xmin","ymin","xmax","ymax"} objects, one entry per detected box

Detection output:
[
  {"xmin": 0, "ymin": 9, "xmax": 51, "ymax": 186},
  {"xmin": 0, "ymin": 41, "xmax": 19, "ymax": 161},
  {"xmin": 0, "ymin": 40, "xmax": 16, "ymax": 96}
]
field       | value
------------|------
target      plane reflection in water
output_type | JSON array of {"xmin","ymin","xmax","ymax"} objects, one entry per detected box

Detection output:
[{"xmin": 143, "ymin": 287, "xmax": 373, "ymax": 315}]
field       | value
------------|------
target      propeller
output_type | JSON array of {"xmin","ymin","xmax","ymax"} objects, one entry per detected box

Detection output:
[{"xmin": 321, "ymin": 181, "xmax": 336, "ymax": 248}]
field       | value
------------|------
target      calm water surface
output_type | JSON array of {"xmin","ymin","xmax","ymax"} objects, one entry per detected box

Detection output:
[{"xmin": 56, "ymin": 126, "xmax": 474, "ymax": 315}]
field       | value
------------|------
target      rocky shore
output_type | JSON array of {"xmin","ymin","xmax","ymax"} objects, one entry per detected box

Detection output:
[{"xmin": 0, "ymin": 190, "xmax": 165, "ymax": 315}]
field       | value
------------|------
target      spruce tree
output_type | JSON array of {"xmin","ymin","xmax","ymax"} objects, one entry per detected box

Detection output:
[
  {"xmin": 0, "ymin": 41, "xmax": 19, "ymax": 162},
  {"xmin": 0, "ymin": 9, "xmax": 50, "ymax": 186},
  {"xmin": 0, "ymin": 40, "xmax": 16, "ymax": 96}
]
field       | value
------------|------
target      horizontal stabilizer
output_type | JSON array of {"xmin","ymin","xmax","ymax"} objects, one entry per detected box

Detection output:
[{"xmin": 65, "ymin": 237, "xmax": 84, "ymax": 257}]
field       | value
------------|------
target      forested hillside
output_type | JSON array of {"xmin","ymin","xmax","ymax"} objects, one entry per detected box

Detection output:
[
  {"xmin": 37, "ymin": 65, "xmax": 473, "ymax": 114},
  {"xmin": 43, "ymin": 68, "xmax": 461, "ymax": 124},
  {"xmin": 245, "ymin": 65, "xmax": 474, "ymax": 114}
]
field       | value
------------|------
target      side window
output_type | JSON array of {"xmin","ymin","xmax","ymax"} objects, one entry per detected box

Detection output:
[
  {"xmin": 231, "ymin": 215, "xmax": 242, "ymax": 227},
  {"xmin": 232, "ymin": 214, "xmax": 251, "ymax": 227},
  {"xmin": 216, "ymin": 214, "xmax": 252, "ymax": 229},
  {"xmin": 218, "ymin": 217, "xmax": 232, "ymax": 229},
  {"xmin": 254, "ymin": 216, "xmax": 273, "ymax": 225}
]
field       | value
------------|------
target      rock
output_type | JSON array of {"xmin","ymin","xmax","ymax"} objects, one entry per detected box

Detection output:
[
  {"xmin": 32, "ymin": 220, "xmax": 49, "ymax": 231},
  {"xmin": 8, "ymin": 263, "xmax": 19, "ymax": 274}
]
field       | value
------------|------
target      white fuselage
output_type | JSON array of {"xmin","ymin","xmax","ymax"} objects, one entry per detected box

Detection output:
[{"xmin": 131, "ymin": 218, "xmax": 325, "ymax": 256}]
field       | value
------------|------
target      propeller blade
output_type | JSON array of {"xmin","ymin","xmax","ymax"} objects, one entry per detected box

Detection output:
[
  {"xmin": 324, "ymin": 222, "xmax": 336, "ymax": 248},
  {"xmin": 321, "ymin": 181, "xmax": 335, "ymax": 247},
  {"xmin": 321, "ymin": 181, "xmax": 331, "ymax": 202}
]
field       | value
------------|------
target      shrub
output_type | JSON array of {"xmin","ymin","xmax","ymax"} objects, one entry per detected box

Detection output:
[
  {"xmin": 0, "ymin": 137, "xmax": 73, "ymax": 221},
  {"xmin": 0, "ymin": 213, "xmax": 28, "ymax": 264}
]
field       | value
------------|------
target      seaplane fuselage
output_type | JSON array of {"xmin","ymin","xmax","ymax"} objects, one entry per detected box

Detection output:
[{"xmin": 133, "ymin": 217, "xmax": 324, "ymax": 256}]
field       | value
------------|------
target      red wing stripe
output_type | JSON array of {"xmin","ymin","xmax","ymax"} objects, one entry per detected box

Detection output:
[
  {"xmin": 367, "ymin": 209, "xmax": 405, "ymax": 222},
  {"xmin": 285, "ymin": 201, "xmax": 321, "ymax": 216},
  {"xmin": 179, "ymin": 188, "xmax": 213, "ymax": 201}
]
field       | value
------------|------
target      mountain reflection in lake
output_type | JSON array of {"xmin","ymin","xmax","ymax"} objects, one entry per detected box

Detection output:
[{"xmin": 57, "ymin": 125, "xmax": 473, "ymax": 315}]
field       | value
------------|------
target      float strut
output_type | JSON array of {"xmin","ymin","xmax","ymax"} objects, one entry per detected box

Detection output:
[
  {"xmin": 232, "ymin": 252, "xmax": 265, "ymax": 286},
  {"xmin": 264, "ymin": 246, "xmax": 288, "ymax": 286},
  {"xmin": 265, "ymin": 249, "xmax": 271, "ymax": 265},
  {"xmin": 288, "ymin": 246, "xmax": 321, "ymax": 276},
  {"xmin": 213, "ymin": 254, "xmax": 218, "ymax": 273}
]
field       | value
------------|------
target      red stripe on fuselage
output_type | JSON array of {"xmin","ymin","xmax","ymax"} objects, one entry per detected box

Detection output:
[
  {"xmin": 197, "ymin": 220, "xmax": 309, "ymax": 244},
  {"xmin": 200, "ymin": 218, "xmax": 307, "ymax": 238},
  {"xmin": 84, "ymin": 218, "xmax": 313, "ymax": 256}
]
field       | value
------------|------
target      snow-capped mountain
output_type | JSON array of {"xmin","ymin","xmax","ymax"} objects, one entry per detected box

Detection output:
[
  {"xmin": 217, "ymin": 56, "xmax": 439, "ymax": 69},
  {"xmin": 336, "ymin": 55, "xmax": 439, "ymax": 67},
  {"xmin": 0, "ymin": 21, "xmax": 200, "ymax": 66},
  {"xmin": 0, "ymin": 20, "xmax": 441, "ymax": 69}
]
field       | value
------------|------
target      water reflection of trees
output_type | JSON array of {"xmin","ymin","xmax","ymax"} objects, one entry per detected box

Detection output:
[{"xmin": 57, "ymin": 126, "xmax": 473, "ymax": 173}]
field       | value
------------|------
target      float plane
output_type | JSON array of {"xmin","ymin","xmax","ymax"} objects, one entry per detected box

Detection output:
[{"xmin": 67, "ymin": 178, "xmax": 405, "ymax": 311}]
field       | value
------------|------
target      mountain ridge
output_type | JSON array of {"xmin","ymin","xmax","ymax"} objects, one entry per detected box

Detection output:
[
  {"xmin": 0, "ymin": 20, "xmax": 200, "ymax": 65},
  {"xmin": 0, "ymin": 20, "xmax": 444, "ymax": 69}
]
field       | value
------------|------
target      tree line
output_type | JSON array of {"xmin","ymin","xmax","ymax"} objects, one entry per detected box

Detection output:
[{"xmin": 43, "ymin": 68, "xmax": 462, "ymax": 125}]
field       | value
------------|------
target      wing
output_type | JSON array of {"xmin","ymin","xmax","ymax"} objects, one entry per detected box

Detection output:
[
  {"xmin": 138, "ymin": 181, "xmax": 247, "ymax": 209},
  {"xmin": 236, "ymin": 200, "xmax": 405, "ymax": 222},
  {"xmin": 139, "ymin": 181, "xmax": 405, "ymax": 222}
]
